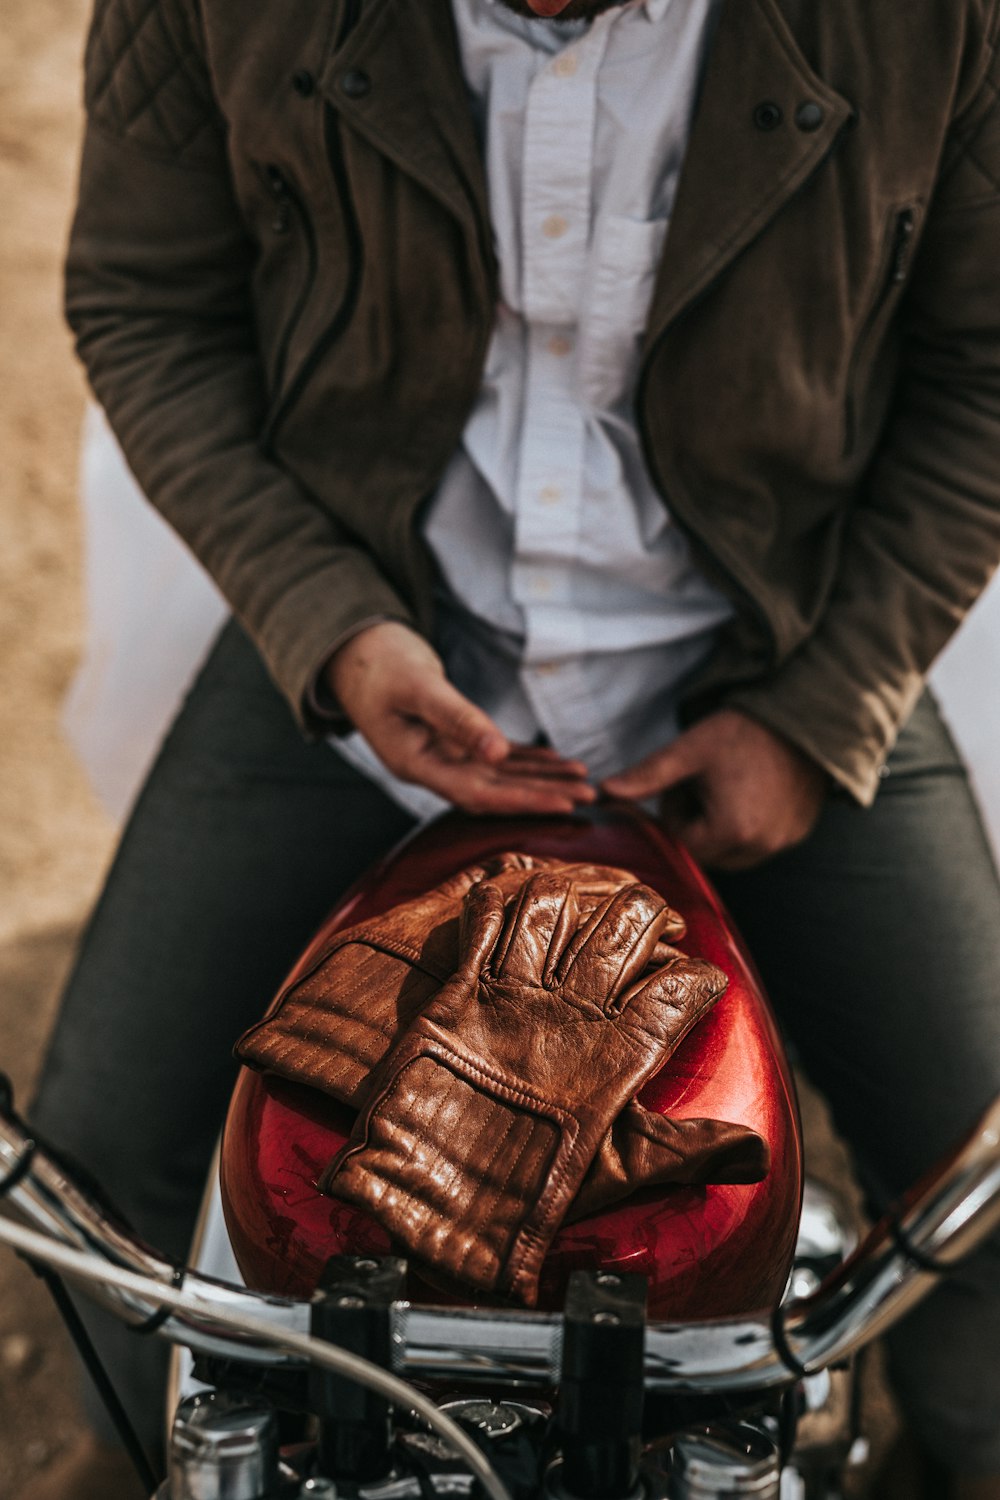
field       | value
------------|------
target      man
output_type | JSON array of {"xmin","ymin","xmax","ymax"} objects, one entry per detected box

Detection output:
[{"xmin": 25, "ymin": 0, "xmax": 1000, "ymax": 1494}]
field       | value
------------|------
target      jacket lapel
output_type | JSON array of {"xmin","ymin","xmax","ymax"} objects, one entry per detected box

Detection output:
[
  {"xmin": 318, "ymin": 0, "xmax": 852, "ymax": 340},
  {"xmin": 643, "ymin": 0, "xmax": 853, "ymax": 352},
  {"xmin": 318, "ymin": 0, "xmax": 492, "ymax": 248}
]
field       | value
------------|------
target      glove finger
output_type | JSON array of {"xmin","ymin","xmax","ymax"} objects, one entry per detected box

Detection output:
[
  {"xmin": 527, "ymin": 863, "xmax": 686, "ymax": 941},
  {"xmin": 568, "ymin": 1106, "xmax": 769, "ymax": 1221},
  {"xmin": 456, "ymin": 881, "xmax": 510, "ymax": 981},
  {"xmin": 490, "ymin": 870, "xmax": 583, "ymax": 982},
  {"xmin": 564, "ymin": 866, "xmax": 687, "ymax": 941},
  {"xmin": 417, "ymin": 857, "xmax": 558, "ymax": 978},
  {"xmin": 483, "ymin": 852, "xmax": 552, "ymax": 877},
  {"xmin": 617, "ymin": 954, "xmax": 728, "ymax": 1043},
  {"xmin": 556, "ymin": 882, "xmax": 673, "ymax": 1002}
]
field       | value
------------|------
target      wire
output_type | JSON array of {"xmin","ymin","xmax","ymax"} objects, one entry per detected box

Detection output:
[
  {"xmin": 33, "ymin": 1266, "xmax": 160, "ymax": 1493},
  {"xmin": 0, "ymin": 1218, "xmax": 512, "ymax": 1500}
]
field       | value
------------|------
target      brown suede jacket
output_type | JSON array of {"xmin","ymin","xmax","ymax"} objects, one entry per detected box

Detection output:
[{"xmin": 65, "ymin": 0, "xmax": 1000, "ymax": 803}]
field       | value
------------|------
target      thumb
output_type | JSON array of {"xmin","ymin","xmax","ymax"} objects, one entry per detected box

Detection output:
[
  {"xmin": 413, "ymin": 674, "xmax": 509, "ymax": 763},
  {"xmin": 623, "ymin": 1105, "xmax": 771, "ymax": 1185},
  {"xmin": 602, "ymin": 729, "xmax": 703, "ymax": 800}
]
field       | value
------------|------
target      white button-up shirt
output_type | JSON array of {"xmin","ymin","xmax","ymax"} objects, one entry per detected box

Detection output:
[{"xmin": 337, "ymin": 0, "xmax": 734, "ymax": 819}]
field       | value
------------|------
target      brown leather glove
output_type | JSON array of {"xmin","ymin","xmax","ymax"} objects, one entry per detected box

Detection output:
[
  {"xmin": 238, "ymin": 854, "xmax": 534, "ymax": 1105},
  {"xmin": 235, "ymin": 855, "xmax": 767, "ymax": 1217},
  {"xmin": 321, "ymin": 870, "xmax": 731, "ymax": 1304},
  {"xmin": 236, "ymin": 853, "xmax": 670, "ymax": 1108}
]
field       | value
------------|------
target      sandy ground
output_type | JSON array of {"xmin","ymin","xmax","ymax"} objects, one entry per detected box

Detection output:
[
  {"xmin": 0, "ymin": 0, "xmax": 117, "ymax": 1490},
  {"xmin": 0, "ymin": 3, "xmax": 899, "ymax": 1495}
]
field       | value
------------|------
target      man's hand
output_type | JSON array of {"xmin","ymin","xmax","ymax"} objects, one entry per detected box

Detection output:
[
  {"xmin": 326, "ymin": 621, "xmax": 596, "ymax": 815},
  {"xmin": 602, "ymin": 710, "xmax": 827, "ymax": 870}
]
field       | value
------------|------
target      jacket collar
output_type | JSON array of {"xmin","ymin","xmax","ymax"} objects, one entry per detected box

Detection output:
[
  {"xmin": 319, "ymin": 0, "xmax": 491, "ymax": 247},
  {"xmin": 643, "ymin": 0, "xmax": 853, "ymax": 348},
  {"xmin": 321, "ymin": 0, "xmax": 853, "ymax": 334}
]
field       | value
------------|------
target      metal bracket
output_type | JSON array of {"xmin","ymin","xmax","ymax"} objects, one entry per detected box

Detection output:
[
  {"xmin": 310, "ymin": 1254, "xmax": 408, "ymax": 1483},
  {"xmin": 556, "ymin": 1270, "xmax": 647, "ymax": 1500}
]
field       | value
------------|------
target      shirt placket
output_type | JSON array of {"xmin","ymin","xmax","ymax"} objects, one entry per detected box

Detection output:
[{"xmin": 511, "ymin": 18, "xmax": 613, "ymax": 680}]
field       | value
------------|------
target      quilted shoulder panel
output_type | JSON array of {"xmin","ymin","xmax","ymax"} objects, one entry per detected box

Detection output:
[
  {"xmin": 936, "ymin": 0, "xmax": 1000, "ymax": 205},
  {"xmin": 84, "ymin": 0, "xmax": 222, "ymax": 164}
]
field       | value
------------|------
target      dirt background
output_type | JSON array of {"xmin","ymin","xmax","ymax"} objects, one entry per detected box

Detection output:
[
  {"xmin": 0, "ymin": 0, "xmax": 119, "ymax": 1492},
  {"xmin": 0, "ymin": 2, "xmax": 898, "ymax": 1494}
]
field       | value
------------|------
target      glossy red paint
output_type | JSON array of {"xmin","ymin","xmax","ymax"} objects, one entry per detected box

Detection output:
[{"xmin": 221, "ymin": 805, "xmax": 802, "ymax": 1319}]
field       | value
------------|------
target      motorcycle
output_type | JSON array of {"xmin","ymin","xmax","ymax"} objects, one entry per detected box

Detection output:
[{"xmin": 3, "ymin": 804, "xmax": 1000, "ymax": 1500}]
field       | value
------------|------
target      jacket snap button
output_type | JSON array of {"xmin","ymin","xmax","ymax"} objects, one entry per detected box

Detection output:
[
  {"xmin": 340, "ymin": 68, "xmax": 372, "ymax": 99},
  {"xmin": 753, "ymin": 101, "xmax": 783, "ymax": 131},
  {"xmin": 795, "ymin": 100, "xmax": 825, "ymax": 132},
  {"xmin": 292, "ymin": 69, "xmax": 315, "ymax": 98}
]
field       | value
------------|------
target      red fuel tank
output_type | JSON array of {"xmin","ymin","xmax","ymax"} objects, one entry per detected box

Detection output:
[{"xmin": 220, "ymin": 806, "xmax": 801, "ymax": 1320}]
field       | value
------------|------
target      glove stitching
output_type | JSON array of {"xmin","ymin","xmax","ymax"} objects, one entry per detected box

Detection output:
[
  {"xmin": 337, "ymin": 1062, "xmax": 524, "ymax": 1285},
  {"xmin": 453, "ymin": 1100, "xmax": 532, "ymax": 1281},
  {"xmin": 471, "ymin": 1107, "xmax": 563, "ymax": 1286},
  {"xmin": 412, "ymin": 1029, "xmax": 582, "ymax": 1129},
  {"xmin": 339, "ymin": 1061, "xmax": 466, "ymax": 1226}
]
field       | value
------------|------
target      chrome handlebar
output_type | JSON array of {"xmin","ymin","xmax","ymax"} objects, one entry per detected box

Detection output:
[{"xmin": 3, "ymin": 1093, "xmax": 1000, "ymax": 1394}]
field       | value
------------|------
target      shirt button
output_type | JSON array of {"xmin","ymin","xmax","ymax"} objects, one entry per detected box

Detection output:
[
  {"xmin": 552, "ymin": 52, "xmax": 579, "ymax": 78},
  {"xmin": 547, "ymin": 334, "xmax": 573, "ymax": 357},
  {"xmin": 538, "ymin": 484, "xmax": 563, "ymax": 504},
  {"xmin": 542, "ymin": 214, "xmax": 569, "ymax": 240}
]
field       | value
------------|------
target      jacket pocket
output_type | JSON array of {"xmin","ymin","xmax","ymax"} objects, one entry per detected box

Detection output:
[
  {"xmin": 842, "ymin": 203, "xmax": 920, "ymax": 458},
  {"xmin": 579, "ymin": 214, "xmax": 669, "ymax": 411}
]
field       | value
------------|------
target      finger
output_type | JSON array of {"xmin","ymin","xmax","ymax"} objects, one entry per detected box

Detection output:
[
  {"xmin": 542, "ymin": 864, "xmax": 686, "ymax": 942},
  {"xmin": 682, "ymin": 817, "xmax": 770, "ymax": 873},
  {"xmin": 568, "ymin": 1109, "xmax": 769, "ymax": 1220},
  {"xmin": 558, "ymin": 883, "xmax": 672, "ymax": 999},
  {"xmin": 456, "ymin": 882, "xmax": 508, "ymax": 979},
  {"xmin": 625, "ymin": 953, "xmax": 728, "ymax": 1037},
  {"xmin": 493, "ymin": 762, "xmax": 595, "ymax": 789},
  {"xmin": 407, "ymin": 676, "xmax": 509, "ymax": 763},
  {"xmin": 601, "ymin": 733, "xmax": 704, "ymax": 800},
  {"xmin": 491, "ymin": 871, "xmax": 582, "ymax": 981},
  {"xmin": 504, "ymin": 744, "xmax": 591, "ymax": 777},
  {"xmin": 430, "ymin": 737, "xmax": 590, "ymax": 780},
  {"xmin": 408, "ymin": 755, "xmax": 593, "ymax": 816}
]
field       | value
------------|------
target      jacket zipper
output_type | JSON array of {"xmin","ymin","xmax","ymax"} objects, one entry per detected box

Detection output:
[
  {"xmin": 260, "ymin": 165, "xmax": 319, "ymax": 399},
  {"xmin": 264, "ymin": 0, "xmax": 364, "ymax": 448},
  {"xmin": 842, "ymin": 205, "xmax": 917, "ymax": 457}
]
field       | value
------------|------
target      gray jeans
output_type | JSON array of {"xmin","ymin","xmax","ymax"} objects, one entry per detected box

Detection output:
[{"xmin": 32, "ymin": 620, "xmax": 1000, "ymax": 1472}]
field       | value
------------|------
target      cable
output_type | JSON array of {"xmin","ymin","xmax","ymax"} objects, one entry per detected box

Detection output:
[
  {"xmin": 0, "ymin": 1139, "xmax": 37, "ymax": 1197},
  {"xmin": 889, "ymin": 1218, "xmax": 953, "ymax": 1276},
  {"xmin": 0, "ymin": 1218, "xmax": 513, "ymax": 1500},
  {"xmin": 33, "ymin": 1266, "xmax": 160, "ymax": 1493},
  {"xmin": 769, "ymin": 1302, "xmax": 808, "ymax": 1382},
  {"xmin": 132, "ymin": 1265, "xmax": 186, "ymax": 1336}
]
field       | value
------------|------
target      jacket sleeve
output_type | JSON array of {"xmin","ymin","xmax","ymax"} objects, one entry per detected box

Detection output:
[
  {"xmin": 725, "ymin": 15, "xmax": 1000, "ymax": 805},
  {"xmin": 65, "ymin": 0, "xmax": 415, "ymax": 731}
]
